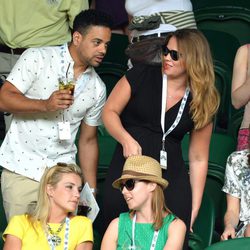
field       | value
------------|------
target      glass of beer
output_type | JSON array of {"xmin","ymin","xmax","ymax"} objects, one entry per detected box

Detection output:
[{"xmin": 58, "ymin": 77, "xmax": 76, "ymax": 96}]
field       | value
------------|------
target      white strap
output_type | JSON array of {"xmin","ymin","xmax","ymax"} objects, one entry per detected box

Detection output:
[
  {"xmin": 150, "ymin": 230, "xmax": 159, "ymax": 250},
  {"xmin": 63, "ymin": 217, "xmax": 70, "ymax": 250},
  {"xmin": 132, "ymin": 213, "xmax": 159, "ymax": 250},
  {"xmin": 161, "ymin": 74, "xmax": 190, "ymax": 146},
  {"xmin": 161, "ymin": 74, "xmax": 167, "ymax": 139},
  {"xmin": 132, "ymin": 214, "xmax": 136, "ymax": 249},
  {"xmin": 47, "ymin": 217, "xmax": 70, "ymax": 250}
]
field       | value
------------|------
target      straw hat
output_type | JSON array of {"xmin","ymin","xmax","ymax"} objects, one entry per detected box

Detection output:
[{"xmin": 112, "ymin": 155, "xmax": 168, "ymax": 189}]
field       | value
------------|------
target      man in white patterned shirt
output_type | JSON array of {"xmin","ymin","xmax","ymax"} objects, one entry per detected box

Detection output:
[{"xmin": 0, "ymin": 9, "xmax": 112, "ymax": 220}]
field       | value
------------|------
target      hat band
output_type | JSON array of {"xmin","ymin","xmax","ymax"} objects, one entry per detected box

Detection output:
[{"xmin": 122, "ymin": 170, "xmax": 160, "ymax": 178}]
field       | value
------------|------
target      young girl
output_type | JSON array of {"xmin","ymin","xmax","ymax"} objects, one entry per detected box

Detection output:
[
  {"xmin": 101, "ymin": 155, "xmax": 186, "ymax": 250},
  {"xmin": 3, "ymin": 163, "xmax": 93, "ymax": 250}
]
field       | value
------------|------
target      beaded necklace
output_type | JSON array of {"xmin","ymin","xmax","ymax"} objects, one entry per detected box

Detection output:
[
  {"xmin": 47, "ymin": 218, "xmax": 65, "ymax": 246},
  {"xmin": 46, "ymin": 217, "xmax": 70, "ymax": 250}
]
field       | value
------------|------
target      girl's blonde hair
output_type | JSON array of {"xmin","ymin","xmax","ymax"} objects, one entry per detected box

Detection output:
[
  {"xmin": 27, "ymin": 163, "xmax": 82, "ymax": 232},
  {"xmin": 151, "ymin": 185, "xmax": 171, "ymax": 230},
  {"xmin": 130, "ymin": 184, "xmax": 170, "ymax": 231},
  {"xmin": 165, "ymin": 29, "xmax": 220, "ymax": 129}
]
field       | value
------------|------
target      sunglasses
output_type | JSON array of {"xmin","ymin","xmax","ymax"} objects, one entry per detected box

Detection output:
[
  {"xmin": 120, "ymin": 179, "xmax": 141, "ymax": 192},
  {"xmin": 162, "ymin": 46, "xmax": 181, "ymax": 61}
]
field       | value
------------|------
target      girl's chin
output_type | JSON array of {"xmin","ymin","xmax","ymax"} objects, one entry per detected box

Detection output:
[
  {"xmin": 127, "ymin": 204, "xmax": 136, "ymax": 210},
  {"xmin": 162, "ymin": 67, "xmax": 170, "ymax": 73}
]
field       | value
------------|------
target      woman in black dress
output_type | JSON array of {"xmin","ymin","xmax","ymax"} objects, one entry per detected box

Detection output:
[{"xmin": 101, "ymin": 29, "xmax": 219, "ymax": 249}]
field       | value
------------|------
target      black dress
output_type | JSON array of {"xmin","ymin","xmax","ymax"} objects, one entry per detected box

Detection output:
[{"xmin": 102, "ymin": 63, "xmax": 194, "ymax": 248}]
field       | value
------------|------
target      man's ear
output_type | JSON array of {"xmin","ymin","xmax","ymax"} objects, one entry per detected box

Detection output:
[{"xmin": 72, "ymin": 31, "xmax": 82, "ymax": 46}]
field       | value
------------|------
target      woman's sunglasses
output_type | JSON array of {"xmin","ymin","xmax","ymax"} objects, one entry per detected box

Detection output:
[
  {"xmin": 120, "ymin": 179, "xmax": 140, "ymax": 192},
  {"xmin": 162, "ymin": 46, "xmax": 181, "ymax": 61}
]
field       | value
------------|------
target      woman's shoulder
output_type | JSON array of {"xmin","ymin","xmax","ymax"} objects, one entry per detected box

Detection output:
[
  {"xmin": 117, "ymin": 212, "xmax": 131, "ymax": 228},
  {"xmin": 238, "ymin": 44, "xmax": 249, "ymax": 52},
  {"xmin": 109, "ymin": 217, "xmax": 120, "ymax": 228},
  {"xmin": 235, "ymin": 44, "xmax": 249, "ymax": 61},
  {"xmin": 163, "ymin": 213, "xmax": 176, "ymax": 222},
  {"xmin": 168, "ymin": 216, "xmax": 186, "ymax": 232},
  {"xmin": 163, "ymin": 213, "xmax": 186, "ymax": 229},
  {"xmin": 119, "ymin": 212, "xmax": 130, "ymax": 219},
  {"xmin": 9, "ymin": 214, "xmax": 29, "ymax": 225},
  {"xmin": 3, "ymin": 214, "xmax": 31, "ymax": 238},
  {"xmin": 70, "ymin": 216, "xmax": 92, "ymax": 226}
]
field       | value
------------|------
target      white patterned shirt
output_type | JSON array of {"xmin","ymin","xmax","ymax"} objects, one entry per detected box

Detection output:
[
  {"xmin": 222, "ymin": 149, "xmax": 250, "ymax": 223},
  {"xmin": 0, "ymin": 44, "xmax": 106, "ymax": 181}
]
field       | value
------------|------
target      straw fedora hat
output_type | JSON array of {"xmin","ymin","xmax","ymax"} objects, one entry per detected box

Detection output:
[{"xmin": 112, "ymin": 155, "xmax": 168, "ymax": 189}]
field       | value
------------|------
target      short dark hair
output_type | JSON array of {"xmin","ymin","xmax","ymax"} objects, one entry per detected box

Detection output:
[{"xmin": 73, "ymin": 9, "xmax": 113, "ymax": 35}]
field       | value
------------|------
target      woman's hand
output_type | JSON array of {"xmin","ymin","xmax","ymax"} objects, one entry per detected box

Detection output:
[{"xmin": 122, "ymin": 137, "xmax": 142, "ymax": 158}]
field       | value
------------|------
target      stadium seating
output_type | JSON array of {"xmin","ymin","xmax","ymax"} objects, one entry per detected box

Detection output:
[
  {"xmin": 188, "ymin": 232, "xmax": 204, "ymax": 250},
  {"xmin": 204, "ymin": 237, "xmax": 250, "ymax": 250},
  {"xmin": 213, "ymin": 60, "xmax": 232, "ymax": 132},
  {"xmin": 191, "ymin": 0, "xmax": 250, "ymax": 10},
  {"xmin": 193, "ymin": 192, "xmax": 216, "ymax": 248},
  {"xmin": 201, "ymin": 29, "xmax": 240, "ymax": 71},
  {"xmin": 194, "ymin": 6, "xmax": 250, "ymax": 45},
  {"xmin": 228, "ymin": 110, "xmax": 244, "ymax": 141},
  {"xmin": 97, "ymin": 125, "xmax": 117, "ymax": 167},
  {"xmin": 95, "ymin": 62, "xmax": 127, "ymax": 97},
  {"xmin": 102, "ymin": 33, "xmax": 129, "ymax": 65}
]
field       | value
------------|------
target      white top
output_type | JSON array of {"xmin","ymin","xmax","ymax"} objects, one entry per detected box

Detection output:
[
  {"xmin": 125, "ymin": 0, "xmax": 193, "ymax": 37},
  {"xmin": 222, "ymin": 149, "xmax": 250, "ymax": 223},
  {"xmin": 0, "ymin": 44, "xmax": 106, "ymax": 181},
  {"xmin": 125, "ymin": 0, "xmax": 193, "ymax": 16}
]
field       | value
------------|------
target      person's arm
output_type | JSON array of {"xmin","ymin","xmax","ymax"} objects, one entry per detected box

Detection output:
[
  {"xmin": 102, "ymin": 76, "xmax": 142, "ymax": 158},
  {"xmin": 75, "ymin": 241, "xmax": 93, "ymax": 250},
  {"xmin": 221, "ymin": 194, "xmax": 240, "ymax": 240},
  {"xmin": 68, "ymin": 0, "xmax": 89, "ymax": 28},
  {"xmin": 0, "ymin": 81, "xmax": 73, "ymax": 113},
  {"xmin": 164, "ymin": 218, "xmax": 186, "ymax": 250},
  {"xmin": 188, "ymin": 122, "xmax": 213, "ymax": 229},
  {"xmin": 231, "ymin": 45, "xmax": 250, "ymax": 109},
  {"xmin": 3, "ymin": 235, "xmax": 22, "ymax": 250},
  {"xmin": 78, "ymin": 122, "xmax": 98, "ymax": 190},
  {"xmin": 101, "ymin": 218, "xmax": 119, "ymax": 250}
]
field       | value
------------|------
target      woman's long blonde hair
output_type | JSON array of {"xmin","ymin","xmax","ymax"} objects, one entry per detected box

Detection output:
[
  {"xmin": 165, "ymin": 29, "xmax": 220, "ymax": 129},
  {"xmin": 27, "ymin": 163, "xmax": 82, "ymax": 232}
]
